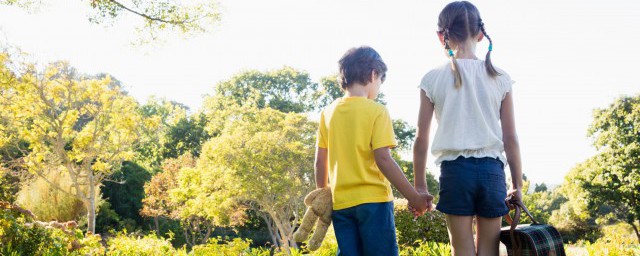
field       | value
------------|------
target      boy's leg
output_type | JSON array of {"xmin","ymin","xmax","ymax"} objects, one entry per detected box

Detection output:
[
  {"xmin": 445, "ymin": 214, "xmax": 476, "ymax": 256},
  {"xmin": 357, "ymin": 202, "xmax": 399, "ymax": 256},
  {"xmin": 475, "ymin": 216, "xmax": 502, "ymax": 256},
  {"xmin": 332, "ymin": 207, "xmax": 363, "ymax": 256}
]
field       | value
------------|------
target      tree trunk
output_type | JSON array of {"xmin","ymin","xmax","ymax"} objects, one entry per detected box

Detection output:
[
  {"xmin": 630, "ymin": 220, "xmax": 640, "ymax": 244},
  {"xmin": 261, "ymin": 214, "xmax": 279, "ymax": 247},
  {"xmin": 270, "ymin": 212, "xmax": 292, "ymax": 255},
  {"xmin": 87, "ymin": 174, "xmax": 97, "ymax": 234},
  {"xmin": 154, "ymin": 216, "xmax": 160, "ymax": 236}
]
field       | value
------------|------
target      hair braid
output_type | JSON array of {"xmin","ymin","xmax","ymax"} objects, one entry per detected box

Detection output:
[
  {"xmin": 444, "ymin": 28, "xmax": 463, "ymax": 89},
  {"xmin": 480, "ymin": 21, "xmax": 500, "ymax": 77}
]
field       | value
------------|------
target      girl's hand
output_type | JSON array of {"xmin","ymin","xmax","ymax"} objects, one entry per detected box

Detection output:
[{"xmin": 506, "ymin": 188, "xmax": 523, "ymax": 210}]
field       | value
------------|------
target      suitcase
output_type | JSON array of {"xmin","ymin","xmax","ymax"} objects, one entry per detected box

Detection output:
[{"xmin": 500, "ymin": 197, "xmax": 566, "ymax": 256}]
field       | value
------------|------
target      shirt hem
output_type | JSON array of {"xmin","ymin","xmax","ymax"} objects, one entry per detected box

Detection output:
[{"xmin": 333, "ymin": 196, "xmax": 394, "ymax": 210}]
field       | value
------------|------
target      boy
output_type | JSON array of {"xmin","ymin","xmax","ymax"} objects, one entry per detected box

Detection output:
[{"xmin": 315, "ymin": 46, "xmax": 433, "ymax": 255}]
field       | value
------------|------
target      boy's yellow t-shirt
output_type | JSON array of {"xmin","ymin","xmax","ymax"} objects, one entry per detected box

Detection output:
[{"xmin": 317, "ymin": 97, "xmax": 397, "ymax": 210}]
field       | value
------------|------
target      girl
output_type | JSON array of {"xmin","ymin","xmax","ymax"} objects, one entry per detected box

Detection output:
[{"xmin": 412, "ymin": 1, "xmax": 523, "ymax": 255}]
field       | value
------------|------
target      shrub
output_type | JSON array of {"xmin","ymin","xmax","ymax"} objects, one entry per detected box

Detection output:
[
  {"xmin": 190, "ymin": 237, "xmax": 252, "ymax": 255},
  {"xmin": 106, "ymin": 232, "xmax": 187, "ymax": 256},
  {"xmin": 0, "ymin": 201, "xmax": 105, "ymax": 255},
  {"xmin": 400, "ymin": 240, "xmax": 451, "ymax": 256},
  {"xmin": 394, "ymin": 199, "xmax": 449, "ymax": 246}
]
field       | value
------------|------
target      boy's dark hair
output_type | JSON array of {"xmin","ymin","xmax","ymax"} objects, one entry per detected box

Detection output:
[{"xmin": 338, "ymin": 46, "xmax": 387, "ymax": 90}]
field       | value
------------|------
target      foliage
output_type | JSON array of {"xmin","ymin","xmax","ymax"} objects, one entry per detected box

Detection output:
[
  {"xmin": 106, "ymin": 232, "xmax": 188, "ymax": 256},
  {"xmin": 16, "ymin": 171, "xmax": 87, "ymax": 222},
  {"xmin": 2, "ymin": 0, "xmax": 222, "ymax": 44},
  {"xmin": 1, "ymin": 60, "xmax": 142, "ymax": 233},
  {"xmin": 140, "ymin": 155, "xmax": 188, "ymax": 232},
  {"xmin": 549, "ymin": 160, "xmax": 601, "ymax": 242},
  {"xmin": 190, "ymin": 237, "xmax": 253, "ymax": 256},
  {"xmin": 578, "ymin": 94, "xmax": 640, "ymax": 242},
  {"xmin": 0, "ymin": 201, "xmax": 105, "ymax": 255},
  {"xmin": 394, "ymin": 199, "xmax": 449, "ymax": 246},
  {"xmin": 199, "ymin": 103, "xmax": 315, "ymax": 251},
  {"xmin": 102, "ymin": 161, "xmax": 152, "ymax": 227},
  {"xmin": 578, "ymin": 223, "xmax": 640, "ymax": 256},
  {"xmin": 400, "ymin": 240, "xmax": 452, "ymax": 256},
  {"xmin": 213, "ymin": 67, "xmax": 320, "ymax": 114},
  {"xmin": 136, "ymin": 97, "xmax": 210, "ymax": 172}
]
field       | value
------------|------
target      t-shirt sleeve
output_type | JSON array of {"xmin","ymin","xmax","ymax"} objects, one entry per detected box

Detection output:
[
  {"xmin": 498, "ymin": 71, "xmax": 515, "ymax": 100},
  {"xmin": 371, "ymin": 107, "xmax": 398, "ymax": 150},
  {"xmin": 316, "ymin": 111, "xmax": 328, "ymax": 149},
  {"xmin": 418, "ymin": 71, "xmax": 435, "ymax": 103}
]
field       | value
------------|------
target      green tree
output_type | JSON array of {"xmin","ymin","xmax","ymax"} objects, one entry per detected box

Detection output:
[
  {"xmin": 549, "ymin": 158, "xmax": 601, "ymax": 242},
  {"xmin": 577, "ymin": 94, "xmax": 640, "ymax": 242},
  {"xmin": 101, "ymin": 161, "xmax": 151, "ymax": 227},
  {"xmin": 1, "ymin": 60, "xmax": 141, "ymax": 233},
  {"xmin": 214, "ymin": 67, "xmax": 320, "ymax": 114},
  {"xmin": 534, "ymin": 183, "xmax": 548, "ymax": 193},
  {"xmin": 2, "ymin": 0, "xmax": 222, "ymax": 44},
  {"xmin": 198, "ymin": 104, "xmax": 315, "ymax": 253}
]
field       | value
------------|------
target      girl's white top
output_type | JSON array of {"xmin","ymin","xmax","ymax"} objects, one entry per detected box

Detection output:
[{"xmin": 419, "ymin": 59, "xmax": 514, "ymax": 166}]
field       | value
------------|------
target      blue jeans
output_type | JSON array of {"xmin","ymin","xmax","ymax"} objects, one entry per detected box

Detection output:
[{"xmin": 331, "ymin": 201, "xmax": 398, "ymax": 256}]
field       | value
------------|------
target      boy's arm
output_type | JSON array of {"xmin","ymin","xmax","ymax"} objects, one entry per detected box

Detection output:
[
  {"xmin": 500, "ymin": 92, "xmax": 523, "ymax": 200},
  {"xmin": 374, "ymin": 147, "xmax": 430, "ymax": 212},
  {"xmin": 413, "ymin": 89, "xmax": 434, "ymax": 193},
  {"xmin": 315, "ymin": 147, "xmax": 329, "ymax": 189}
]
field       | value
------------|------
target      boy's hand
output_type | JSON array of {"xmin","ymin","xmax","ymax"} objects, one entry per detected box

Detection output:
[{"xmin": 408, "ymin": 192, "xmax": 434, "ymax": 218}]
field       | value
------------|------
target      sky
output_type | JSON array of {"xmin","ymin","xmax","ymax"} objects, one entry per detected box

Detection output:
[{"xmin": 1, "ymin": 0, "xmax": 639, "ymax": 185}]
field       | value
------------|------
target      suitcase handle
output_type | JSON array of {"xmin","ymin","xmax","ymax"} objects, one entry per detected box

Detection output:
[{"xmin": 504, "ymin": 195, "xmax": 538, "ymax": 256}]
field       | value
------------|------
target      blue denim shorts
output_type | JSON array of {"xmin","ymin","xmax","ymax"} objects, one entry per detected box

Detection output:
[
  {"xmin": 332, "ymin": 201, "xmax": 399, "ymax": 256},
  {"xmin": 435, "ymin": 156, "xmax": 509, "ymax": 218}
]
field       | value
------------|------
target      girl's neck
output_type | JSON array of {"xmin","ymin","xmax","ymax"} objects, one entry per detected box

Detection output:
[{"xmin": 454, "ymin": 40, "xmax": 479, "ymax": 60}]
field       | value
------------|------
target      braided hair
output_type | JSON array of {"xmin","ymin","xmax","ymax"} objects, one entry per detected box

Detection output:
[{"xmin": 438, "ymin": 1, "xmax": 500, "ymax": 88}]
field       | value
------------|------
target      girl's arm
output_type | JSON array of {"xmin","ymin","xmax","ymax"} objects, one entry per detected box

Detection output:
[
  {"xmin": 500, "ymin": 92, "xmax": 524, "ymax": 199},
  {"xmin": 314, "ymin": 147, "xmax": 329, "ymax": 188},
  {"xmin": 413, "ymin": 89, "xmax": 435, "ymax": 193}
]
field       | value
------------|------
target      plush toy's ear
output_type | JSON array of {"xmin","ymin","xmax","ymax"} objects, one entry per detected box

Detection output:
[{"xmin": 304, "ymin": 188, "xmax": 322, "ymax": 206}]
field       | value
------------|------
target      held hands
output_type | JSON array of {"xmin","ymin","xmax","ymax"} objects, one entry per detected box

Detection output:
[{"xmin": 408, "ymin": 192, "xmax": 434, "ymax": 219}]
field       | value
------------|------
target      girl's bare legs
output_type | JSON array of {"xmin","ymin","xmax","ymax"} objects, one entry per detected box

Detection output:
[
  {"xmin": 446, "ymin": 214, "xmax": 476, "ymax": 256},
  {"xmin": 475, "ymin": 216, "xmax": 502, "ymax": 256}
]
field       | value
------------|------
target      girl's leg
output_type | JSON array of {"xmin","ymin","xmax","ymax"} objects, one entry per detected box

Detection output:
[
  {"xmin": 445, "ymin": 214, "xmax": 475, "ymax": 256},
  {"xmin": 475, "ymin": 216, "xmax": 502, "ymax": 256}
]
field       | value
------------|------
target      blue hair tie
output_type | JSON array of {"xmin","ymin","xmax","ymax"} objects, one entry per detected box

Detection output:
[
  {"xmin": 448, "ymin": 49, "xmax": 454, "ymax": 56},
  {"xmin": 488, "ymin": 44, "xmax": 493, "ymax": 51}
]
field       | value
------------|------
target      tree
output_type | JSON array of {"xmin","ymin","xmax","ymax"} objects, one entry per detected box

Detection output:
[
  {"xmin": 141, "ymin": 155, "xmax": 187, "ymax": 236},
  {"xmin": 198, "ymin": 104, "xmax": 315, "ymax": 253},
  {"xmin": 2, "ymin": 0, "xmax": 222, "ymax": 44},
  {"xmin": 101, "ymin": 161, "xmax": 151, "ymax": 227},
  {"xmin": 578, "ymin": 94, "xmax": 640, "ymax": 242},
  {"xmin": 1, "ymin": 60, "xmax": 142, "ymax": 233},
  {"xmin": 214, "ymin": 67, "xmax": 320, "ymax": 114},
  {"xmin": 534, "ymin": 183, "xmax": 548, "ymax": 193}
]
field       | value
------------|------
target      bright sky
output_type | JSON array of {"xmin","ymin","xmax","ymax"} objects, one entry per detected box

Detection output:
[{"xmin": 1, "ymin": 0, "xmax": 639, "ymax": 186}]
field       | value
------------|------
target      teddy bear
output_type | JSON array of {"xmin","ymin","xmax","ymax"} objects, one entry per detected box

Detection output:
[{"xmin": 293, "ymin": 187, "xmax": 332, "ymax": 251}]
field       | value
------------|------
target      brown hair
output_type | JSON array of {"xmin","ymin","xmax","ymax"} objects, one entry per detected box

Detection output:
[
  {"xmin": 338, "ymin": 46, "xmax": 387, "ymax": 90},
  {"xmin": 438, "ymin": 1, "xmax": 500, "ymax": 88}
]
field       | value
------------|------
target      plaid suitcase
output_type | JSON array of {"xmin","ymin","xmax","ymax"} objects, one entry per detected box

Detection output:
[{"xmin": 500, "ymin": 197, "xmax": 565, "ymax": 256}]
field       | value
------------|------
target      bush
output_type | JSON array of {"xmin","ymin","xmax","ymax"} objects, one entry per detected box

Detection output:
[
  {"xmin": 394, "ymin": 199, "xmax": 449, "ymax": 246},
  {"xmin": 190, "ymin": 237, "xmax": 253, "ymax": 255},
  {"xmin": 106, "ymin": 232, "xmax": 187, "ymax": 256},
  {"xmin": 0, "ymin": 201, "xmax": 105, "ymax": 255},
  {"xmin": 400, "ymin": 240, "xmax": 451, "ymax": 256}
]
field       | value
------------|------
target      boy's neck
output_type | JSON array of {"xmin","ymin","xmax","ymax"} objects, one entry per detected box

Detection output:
[{"xmin": 345, "ymin": 83, "xmax": 369, "ymax": 98}]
